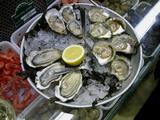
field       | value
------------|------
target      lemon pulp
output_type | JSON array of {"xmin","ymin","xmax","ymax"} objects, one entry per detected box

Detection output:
[{"xmin": 62, "ymin": 45, "xmax": 85, "ymax": 66}]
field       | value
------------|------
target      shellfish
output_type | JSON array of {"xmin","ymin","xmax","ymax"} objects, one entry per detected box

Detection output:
[
  {"xmin": 105, "ymin": 18, "xmax": 126, "ymax": 35},
  {"xmin": 67, "ymin": 20, "xmax": 83, "ymax": 38},
  {"xmin": 45, "ymin": 9, "xmax": 67, "ymax": 34},
  {"xmin": 111, "ymin": 34, "xmax": 137, "ymax": 54},
  {"xmin": 92, "ymin": 41, "xmax": 115, "ymax": 65},
  {"xmin": 88, "ymin": 7, "xmax": 109, "ymax": 23},
  {"xmin": 111, "ymin": 56, "xmax": 132, "ymax": 81},
  {"xmin": 89, "ymin": 23, "xmax": 111, "ymax": 39},
  {"xmin": 55, "ymin": 71, "xmax": 82, "ymax": 102},
  {"xmin": 59, "ymin": 5, "xmax": 76, "ymax": 23},
  {"xmin": 35, "ymin": 62, "xmax": 66, "ymax": 90},
  {"xmin": 26, "ymin": 48, "xmax": 61, "ymax": 68}
]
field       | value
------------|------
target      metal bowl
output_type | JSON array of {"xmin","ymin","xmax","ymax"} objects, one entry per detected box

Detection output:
[{"xmin": 20, "ymin": 3, "xmax": 143, "ymax": 108}]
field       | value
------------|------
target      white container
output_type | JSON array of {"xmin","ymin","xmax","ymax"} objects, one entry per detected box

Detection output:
[
  {"xmin": 0, "ymin": 41, "xmax": 19, "ymax": 54},
  {"xmin": 10, "ymin": 13, "xmax": 43, "ymax": 52},
  {"xmin": 17, "ymin": 95, "xmax": 103, "ymax": 120},
  {"xmin": 10, "ymin": 0, "xmax": 59, "ymax": 52}
]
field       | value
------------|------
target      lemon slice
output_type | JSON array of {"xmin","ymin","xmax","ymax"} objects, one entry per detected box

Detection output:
[{"xmin": 62, "ymin": 45, "xmax": 85, "ymax": 66}]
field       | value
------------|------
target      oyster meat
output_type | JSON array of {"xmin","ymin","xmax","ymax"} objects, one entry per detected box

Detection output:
[
  {"xmin": 89, "ymin": 23, "xmax": 111, "ymax": 39},
  {"xmin": 67, "ymin": 20, "xmax": 83, "ymax": 38},
  {"xmin": 55, "ymin": 71, "xmax": 82, "ymax": 102},
  {"xmin": 35, "ymin": 62, "xmax": 66, "ymax": 90},
  {"xmin": 26, "ymin": 48, "xmax": 61, "ymax": 68},
  {"xmin": 92, "ymin": 41, "xmax": 115, "ymax": 65},
  {"xmin": 59, "ymin": 5, "xmax": 76, "ymax": 23},
  {"xmin": 111, "ymin": 56, "xmax": 132, "ymax": 81},
  {"xmin": 45, "ymin": 9, "xmax": 67, "ymax": 34},
  {"xmin": 88, "ymin": 7, "xmax": 109, "ymax": 23},
  {"xmin": 111, "ymin": 34, "xmax": 137, "ymax": 54},
  {"xmin": 105, "ymin": 18, "xmax": 126, "ymax": 35}
]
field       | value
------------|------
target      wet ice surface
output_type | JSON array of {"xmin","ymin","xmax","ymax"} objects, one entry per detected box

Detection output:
[
  {"xmin": 73, "ymin": 79, "xmax": 110, "ymax": 105},
  {"xmin": 24, "ymin": 30, "xmax": 84, "ymax": 56}
]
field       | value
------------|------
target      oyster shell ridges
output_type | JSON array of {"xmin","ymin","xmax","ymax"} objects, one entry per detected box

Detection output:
[
  {"xmin": 26, "ymin": 49, "xmax": 61, "ymax": 68},
  {"xmin": 92, "ymin": 41, "xmax": 115, "ymax": 65},
  {"xmin": 89, "ymin": 23, "xmax": 111, "ymax": 39},
  {"xmin": 59, "ymin": 5, "xmax": 76, "ymax": 23},
  {"xmin": 55, "ymin": 71, "xmax": 82, "ymax": 102},
  {"xmin": 35, "ymin": 62, "xmax": 66, "ymax": 90},
  {"xmin": 105, "ymin": 18, "xmax": 126, "ymax": 35},
  {"xmin": 45, "ymin": 8, "xmax": 67, "ymax": 34},
  {"xmin": 88, "ymin": 7, "xmax": 110, "ymax": 23},
  {"xmin": 111, "ymin": 34, "xmax": 137, "ymax": 54},
  {"xmin": 67, "ymin": 20, "xmax": 83, "ymax": 38},
  {"xmin": 111, "ymin": 56, "xmax": 132, "ymax": 81}
]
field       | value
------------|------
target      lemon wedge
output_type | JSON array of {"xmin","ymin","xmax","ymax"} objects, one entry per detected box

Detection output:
[{"xmin": 62, "ymin": 45, "xmax": 85, "ymax": 66}]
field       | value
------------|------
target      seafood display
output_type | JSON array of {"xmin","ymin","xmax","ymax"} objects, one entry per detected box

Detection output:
[{"xmin": 21, "ymin": 4, "xmax": 140, "ymax": 106}]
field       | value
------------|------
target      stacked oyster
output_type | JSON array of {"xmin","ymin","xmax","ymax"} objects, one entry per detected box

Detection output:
[
  {"xmin": 24, "ymin": 5, "xmax": 138, "ymax": 104},
  {"xmin": 45, "ymin": 5, "xmax": 82, "ymax": 38},
  {"xmin": 87, "ymin": 7, "xmax": 137, "ymax": 81}
]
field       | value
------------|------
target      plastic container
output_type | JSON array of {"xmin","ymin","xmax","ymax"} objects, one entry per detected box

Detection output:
[
  {"xmin": 135, "ymin": 1, "xmax": 152, "ymax": 17},
  {"xmin": 0, "ymin": 41, "xmax": 39, "ymax": 114},
  {"xmin": 89, "ymin": 0, "xmax": 139, "ymax": 16},
  {"xmin": 0, "ymin": 41, "xmax": 19, "ymax": 54},
  {"xmin": 10, "ymin": 0, "xmax": 59, "ymax": 51},
  {"xmin": 10, "ymin": 14, "xmax": 43, "ymax": 52},
  {"xmin": 124, "ymin": 1, "xmax": 152, "ymax": 27},
  {"xmin": 17, "ymin": 96, "xmax": 103, "ymax": 120}
]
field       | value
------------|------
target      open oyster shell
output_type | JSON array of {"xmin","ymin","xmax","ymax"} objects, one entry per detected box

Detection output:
[
  {"xmin": 89, "ymin": 23, "xmax": 112, "ymax": 39},
  {"xmin": 35, "ymin": 62, "xmax": 66, "ymax": 90},
  {"xmin": 55, "ymin": 71, "xmax": 82, "ymax": 102},
  {"xmin": 105, "ymin": 18, "xmax": 126, "ymax": 35},
  {"xmin": 59, "ymin": 5, "xmax": 76, "ymax": 23},
  {"xmin": 67, "ymin": 20, "xmax": 83, "ymax": 38},
  {"xmin": 92, "ymin": 41, "xmax": 115, "ymax": 65},
  {"xmin": 88, "ymin": 7, "xmax": 109, "ymax": 23},
  {"xmin": 111, "ymin": 34, "xmax": 137, "ymax": 54},
  {"xmin": 26, "ymin": 48, "xmax": 61, "ymax": 68},
  {"xmin": 111, "ymin": 56, "xmax": 132, "ymax": 81},
  {"xmin": 45, "ymin": 8, "xmax": 67, "ymax": 34}
]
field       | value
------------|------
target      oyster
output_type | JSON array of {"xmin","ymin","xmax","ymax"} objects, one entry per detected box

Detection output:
[
  {"xmin": 92, "ymin": 41, "xmax": 115, "ymax": 65},
  {"xmin": 105, "ymin": 18, "xmax": 126, "ymax": 35},
  {"xmin": 89, "ymin": 23, "xmax": 111, "ymax": 39},
  {"xmin": 55, "ymin": 71, "xmax": 82, "ymax": 102},
  {"xmin": 88, "ymin": 7, "xmax": 109, "ymax": 23},
  {"xmin": 111, "ymin": 34, "xmax": 137, "ymax": 54},
  {"xmin": 45, "ymin": 8, "xmax": 67, "ymax": 34},
  {"xmin": 59, "ymin": 5, "xmax": 76, "ymax": 23},
  {"xmin": 111, "ymin": 56, "xmax": 132, "ymax": 81},
  {"xmin": 67, "ymin": 20, "xmax": 83, "ymax": 38},
  {"xmin": 26, "ymin": 48, "xmax": 61, "ymax": 68},
  {"xmin": 35, "ymin": 62, "xmax": 66, "ymax": 90}
]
